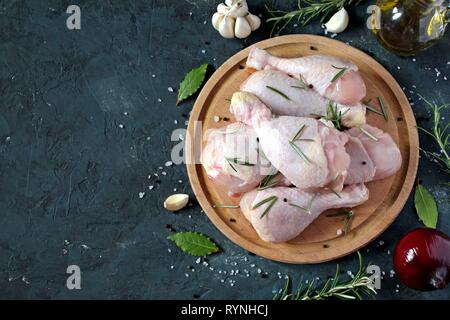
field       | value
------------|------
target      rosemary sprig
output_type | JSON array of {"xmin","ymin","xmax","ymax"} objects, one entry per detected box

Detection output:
[
  {"xmin": 289, "ymin": 203, "xmax": 309, "ymax": 211},
  {"xmin": 252, "ymin": 196, "xmax": 278, "ymax": 219},
  {"xmin": 274, "ymin": 252, "xmax": 377, "ymax": 300},
  {"xmin": 327, "ymin": 210, "xmax": 354, "ymax": 235},
  {"xmin": 266, "ymin": 0, "xmax": 365, "ymax": 37},
  {"xmin": 359, "ymin": 126, "xmax": 379, "ymax": 141},
  {"xmin": 292, "ymin": 124, "xmax": 307, "ymax": 141},
  {"xmin": 331, "ymin": 65, "xmax": 347, "ymax": 82},
  {"xmin": 266, "ymin": 85, "xmax": 290, "ymax": 100},
  {"xmin": 226, "ymin": 158, "xmax": 238, "ymax": 172},
  {"xmin": 363, "ymin": 98, "xmax": 389, "ymax": 121},
  {"xmin": 324, "ymin": 102, "xmax": 348, "ymax": 130},
  {"xmin": 213, "ymin": 204, "xmax": 240, "ymax": 209},
  {"xmin": 417, "ymin": 94, "xmax": 450, "ymax": 174}
]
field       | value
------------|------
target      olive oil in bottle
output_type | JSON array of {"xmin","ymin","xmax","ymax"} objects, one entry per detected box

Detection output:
[{"xmin": 372, "ymin": 0, "xmax": 449, "ymax": 55}]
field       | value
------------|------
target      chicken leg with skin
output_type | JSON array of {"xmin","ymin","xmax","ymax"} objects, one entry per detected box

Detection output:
[
  {"xmin": 246, "ymin": 48, "xmax": 367, "ymax": 105},
  {"xmin": 241, "ymin": 68, "xmax": 366, "ymax": 127},
  {"xmin": 201, "ymin": 122, "xmax": 291, "ymax": 197},
  {"xmin": 230, "ymin": 91, "xmax": 350, "ymax": 191},
  {"xmin": 240, "ymin": 184, "xmax": 369, "ymax": 243}
]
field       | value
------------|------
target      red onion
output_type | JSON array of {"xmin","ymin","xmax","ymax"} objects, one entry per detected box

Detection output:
[{"xmin": 393, "ymin": 228, "xmax": 450, "ymax": 291}]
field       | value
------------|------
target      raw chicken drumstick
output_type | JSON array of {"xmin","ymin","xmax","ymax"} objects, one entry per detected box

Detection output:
[
  {"xmin": 230, "ymin": 91, "xmax": 350, "ymax": 192},
  {"xmin": 241, "ymin": 68, "xmax": 366, "ymax": 127},
  {"xmin": 201, "ymin": 122, "xmax": 290, "ymax": 197},
  {"xmin": 246, "ymin": 48, "xmax": 367, "ymax": 105},
  {"xmin": 240, "ymin": 184, "xmax": 369, "ymax": 243}
]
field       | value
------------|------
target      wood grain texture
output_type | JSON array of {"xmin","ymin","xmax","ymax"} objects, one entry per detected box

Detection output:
[{"xmin": 186, "ymin": 35, "xmax": 419, "ymax": 264}]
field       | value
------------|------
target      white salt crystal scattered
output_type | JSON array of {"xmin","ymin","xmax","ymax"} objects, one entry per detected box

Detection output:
[
  {"xmin": 124, "ymin": 111, "xmax": 128, "ymax": 116},
  {"xmin": 379, "ymin": 240, "xmax": 385, "ymax": 246},
  {"xmin": 173, "ymin": 188, "xmax": 177, "ymax": 192},
  {"xmin": 412, "ymin": 58, "xmax": 416, "ymax": 62},
  {"xmin": 170, "ymin": 265, "xmax": 174, "ymax": 269},
  {"xmin": 201, "ymin": 49, "xmax": 206, "ymax": 54},
  {"xmin": 118, "ymin": 124, "xmax": 124, "ymax": 129},
  {"xmin": 185, "ymin": 273, "xmax": 189, "ymax": 277},
  {"xmin": 178, "ymin": 180, "xmax": 183, "ymax": 184},
  {"xmin": 336, "ymin": 229, "xmax": 343, "ymax": 236},
  {"xmin": 152, "ymin": 74, "xmax": 156, "ymax": 78},
  {"xmin": 149, "ymin": 185, "xmax": 154, "ymax": 190},
  {"xmin": 161, "ymin": 171, "xmax": 167, "ymax": 176},
  {"xmin": 168, "ymin": 248, "xmax": 172, "ymax": 253},
  {"xmin": 168, "ymin": 87, "xmax": 174, "ymax": 92},
  {"xmin": 397, "ymin": 66, "xmax": 401, "ymax": 70},
  {"xmin": 174, "ymin": 120, "xmax": 178, "ymax": 125},
  {"xmin": 196, "ymin": 258, "xmax": 201, "ymax": 264},
  {"xmin": 139, "ymin": 192, "xmax": 145, "ymax": 199},
  {"xmin": 165, "ymin": 161, "xmax": 173, "ymax": 167},
  {"xmin": 157, "ymin": 98, "xmax": 162, "ymax": 102},
  {"xmin": 213, "ymin": 115, "xmax": 220, "ymax": 122}
]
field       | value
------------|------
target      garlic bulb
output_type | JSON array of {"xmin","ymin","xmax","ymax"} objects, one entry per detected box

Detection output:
[
  {"xmin": 219, "ymin": 16, "xmax": 236, "ymax": 39},
  {"xmin": 211, "ymin": 1, "xmax": 261, "ymax": 39},
  {"xmin": 324, "ymin": 7, "xmax": 349, "ymax": 34},
  {"xmin": 235, "ymin": 16, "xmax": 252, "ymax": 39}
]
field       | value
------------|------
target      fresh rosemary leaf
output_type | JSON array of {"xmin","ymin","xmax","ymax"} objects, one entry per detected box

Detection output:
[
  {"xmin": 330, "ymin": 189, "xmax": 342, "ymax": 199},
  {"xmin": 292, "ymin": 124, "xmax": 307, "ymax": 141},
  {"xmin": 343, "ymin": 211, "xmax": 354, "ymax": 235},
  {"xmin": 290, "ymin": 74, "xmax": 308, "ymax": 89},
  {"xmin": 289, "ymin": 141, "xmax": 311, "ymax": 164},
  {"xmin": 167, "ymin": 231, "xmax": 219, "ymax": 257},
  {"xmin": 365, "ymin": 103, "xmax": 384, "ymax": 116},
  {"xmin": 377, "ymin": 97, "xmax": 389, "ymax": 121},
  {"xmin": 225, "ymin": 158, "xmax": 238, "ymax": 172},
  {"xmin": 359, "ymin": 126, "xmax": 379, "ymax": 141},
  {"xmin": 252, "ymin": 196, "xmax": 278, "ymax": 219},
  {"xmin": 414, "ymin": 184, "xmax": 438, "ymax": 228},
  {"xmin": 266, "ymin": 85, "xmax": 290, "ymax": 100},
  {"xmin": 258, "ymin": 170, "xmax": 280, "ymax": 190},
  {"xmin": 289, "ymin": 203, "xmax": 308, "ymax": 211},
  {"xmin": 177, "ymin": 63, "xmax": 208, "ymax": 105},
  {"xmin": 331, "ymin": 66, "xmax": 347, "ymax": 83},
  {"xmin": 213, "ymin": 204, "xmax": 240, "ymax": 209},
  {"xmin": 225, "ymin": 157, "xmax": 255, "ymax": 166}
]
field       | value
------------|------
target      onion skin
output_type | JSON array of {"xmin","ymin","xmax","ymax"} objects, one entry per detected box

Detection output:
[{"xmin": 393, "ymin": 228, "xmax": 450, "ymax": 291}]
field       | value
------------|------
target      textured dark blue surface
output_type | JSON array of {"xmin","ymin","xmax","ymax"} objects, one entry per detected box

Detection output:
[{"xmin": 0, "ymin": 0, "xmax": 448, "ymax": 299}]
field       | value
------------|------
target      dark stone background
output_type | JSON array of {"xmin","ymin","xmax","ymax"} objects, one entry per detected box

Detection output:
[{"xmin": 0, "ymin": 0, "xmax": 448, "ymax": 299}]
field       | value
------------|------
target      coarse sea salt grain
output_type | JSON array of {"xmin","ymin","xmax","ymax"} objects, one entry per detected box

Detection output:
[
  {"xmin": 165, "ymin": 161, "xmax": 173, "ymax": 167},
  {"xmin": 139, "ymin": 192, "xmax": 145, "ymax": 199},
  {"xmin": 157, "ymin": 98, "xmax": 162, "ymax": 102},
  {"xmin": 149, "ymin": 185, "xmax": 154, "ymax": 190},
  {"xmin": 213, "ymin": 115, "xmax": 220, "ymax": 122},
  {"xmin": 336, "ymin": 229, "xmax": 343, "ymax": 236},
  {"xmin": 168, "ymin": 87, "xmax": 174, "ymax": 92},
  {"xmin": 174, "ymin": 120, "xmax": 178, "ymax": 125}
]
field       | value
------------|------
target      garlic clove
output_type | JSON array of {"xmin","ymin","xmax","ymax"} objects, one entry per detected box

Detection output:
[
  {"xmin": 324, "ymin": 7, "xmax": 349, "ymax": 34},
  {"xmin": 245, "ymin": 13, "xmax": 261, "ymax": 31},
  {"xmin": 234, "ymin": 16, "xmax": 252, "ymax": 39},
  {"xmin": 212, "ymin": 12, "xmax": 224, "ymax": 31},
  {"xmin": 219, "ymin": 16, "xmax": 235, "ymax": 38},
  {"xmin": 217, "ymin": 3, "xmax": 229, "ymax": 15},
  {"xmin": 164, "ymin": 194, "xmax": 189, "ymax": 212},
  {"xmin": 227, "ymin": 0, "xmax": 249, "ymax": 18}
]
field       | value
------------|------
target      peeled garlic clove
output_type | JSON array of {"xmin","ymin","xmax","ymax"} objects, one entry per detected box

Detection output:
[
  {"xmin": 227, "ymin": 0, "xmax": 249, "ymax": 18},
  {"xmin": 212, "ymin": 12, "xmax": 224, "ymax": 31},
  {"xmin": 245, "ymin": 13, "xmax": 261, "ymax": 31},
  {"xmin": 324, "ymin": 7, "xmax": 349, "ymax": 33},
  {"xmin": 217, "ymin": 3, "xmax": 229, "ymax": 15},
  {"xmin": 219, "ymin": 16, "xmax": 235, "ymax": 38},
  {"xmin": 234, "ymin": 16, "xmax": 251, "ymax": 39},
  {"xmin": 164, "ymin": 194, "xmax": 189, "ymax": 212}
]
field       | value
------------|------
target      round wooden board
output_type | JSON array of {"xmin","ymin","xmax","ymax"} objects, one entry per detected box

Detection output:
[{"xmin": 186, "ymin": 35, "xmax": 419, "ymax": 264}]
